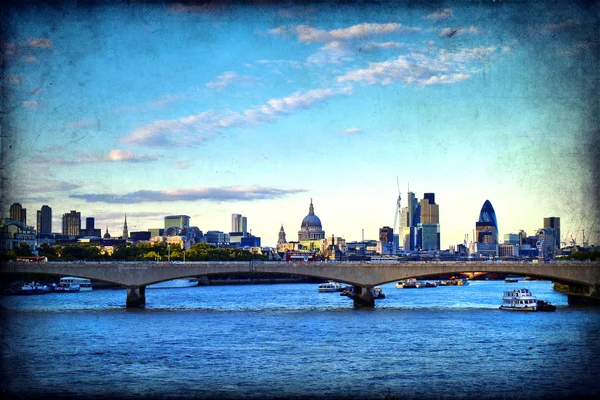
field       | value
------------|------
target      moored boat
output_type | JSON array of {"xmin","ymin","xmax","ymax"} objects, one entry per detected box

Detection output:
[
  {"xmin": 318, "ymin": 281, "xmax": 345, "ymax": 292},
  {"xmin": 499, "ymin": 288, "xmax": 538, "ymax": 311},
  {"xmin": 537, "ymin": 300, "xmax": 557, "ymax": 312},
  {"xmin": 60, "ymin": 277, "xmax": 92, "ymax": 291},
  {"xmin": 396, "ymin": 279, "xmax": 420, "ymax": 289}
]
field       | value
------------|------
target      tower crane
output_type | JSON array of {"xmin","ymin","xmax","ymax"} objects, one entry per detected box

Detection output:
[{"xmin": 391, "ymin": 177, "xmax": 401, "ymax": 253}]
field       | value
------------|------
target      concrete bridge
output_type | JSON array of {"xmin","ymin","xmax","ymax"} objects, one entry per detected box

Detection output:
[{"xmin": 2, "ymin": 260, "xmax": 600, "ymax": 307}]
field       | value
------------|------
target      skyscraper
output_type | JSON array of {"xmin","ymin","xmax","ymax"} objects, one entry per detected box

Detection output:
[
  {"xmin": 38, "ymin": 205, "xmax": 52, "ymax": 233},
  {"xmin": 543, "ymin": 217, "xmax": 561, "ymax": 250},
  {"xmin": 419, "ymin": 193, "xmax": 440, "ymax": 250},
  {"xmin": 62, "ymin": 210, "xmax": 81, "ymax": 236},
  {"xmin": 477, "ymin": 200, "xmax": 498, "ymax": 243},
  {"xmin": 399, "ymin": 192, "xmax": 418, "ymax": 251},
  {"xmin": 231, "ymin": 214, "xmax": 242, "ymax": 233},
  {"xmin": 10, "ymin": 202, "xmax": 26, "ymax": 224}
]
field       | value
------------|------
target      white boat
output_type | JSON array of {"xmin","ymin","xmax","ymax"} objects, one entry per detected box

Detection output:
[
  {"xmin": 318, "ymin": 281, "xmax": 345, "ymax": 292},
  {"xmin": 60, "ymin": 277, "xmax": 92, "ymax": 291},
  {"xmin": 147, "ymin": 278, "xmax": 198, "ymax": 289},
  {"xmin": 499, "ymin": 288, "xmax": 538, "ymax": 311}
]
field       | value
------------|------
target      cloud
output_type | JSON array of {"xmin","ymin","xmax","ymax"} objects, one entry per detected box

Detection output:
[
  {"xmin": 30, "ymin": 150, "xmax": 162, "ymax": 165},
  {"xmin": 111, "ymin": 94, "xmax": 184, "ymax": 113},
  {"xmin": 543, "ymin": 19, "xmax": 581, "ymax": 32},
  {"xmin": 4, "ymin": 74, "xmax": 21, "ymax": 86},
  {"xmin": 205, "ymin": 71, "xmax": 255, "ymax": 90},
  {"xmin": 120, "ymin": 85, "xmax": 353, "ymax": 147},
  {"xmin": 557, "ymin": 40, "xmax": 600, "ymax": 56},
  {"xmin": 69, "ymin": 186, "xmax": 307, "ymax": 204},
  {"xmin": 26, "ymin": 38, "xmax": 53, "ymax": 48},
  {"xmin": 22, "ymin": 100, "xmax": 41, "ymax": 110},
  {"xmin": 337, "ymin": 45, "xmax": 500, "ymax": 87},
  {"xmin": 439, "ymin": 26, "xmax": 484, "ymax": 38},
  {"xmin": 270, "ymin": 23, "xmax": 420, "ymax": 44},
  {"xmin": 359, "ymin": 41, "xmax": 406, "ymax": 51},
  {"xmin": 26, "ymin": 179, "xmax": 82, "ymax": 192},
  {"xmin": 342, "ymin": 128, "xmax": 362, "ymax": 135},
  {"xmin": 424, "ymin": 8, "xmax": 453, "ymax": 21}
]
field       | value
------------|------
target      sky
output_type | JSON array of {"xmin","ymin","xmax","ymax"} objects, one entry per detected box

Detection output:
[{"xmin": 1, "ymin": 0, "xmax": 599, "ymax": 248}]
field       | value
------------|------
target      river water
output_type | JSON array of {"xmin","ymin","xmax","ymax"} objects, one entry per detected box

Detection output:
[{"xmin": 1, "ymin": 280, "xmax": 599, "ymax": 399}]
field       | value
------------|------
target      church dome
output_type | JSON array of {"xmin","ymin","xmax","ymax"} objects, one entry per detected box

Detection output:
[{"xmin": 302, "ymin": 214, "xmax": 322, "ymax": 228}]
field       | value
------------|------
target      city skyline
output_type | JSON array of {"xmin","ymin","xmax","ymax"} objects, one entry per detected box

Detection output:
[{"xmin": 2, "ymin": 1, "xmax": 598, "ymax": 248}]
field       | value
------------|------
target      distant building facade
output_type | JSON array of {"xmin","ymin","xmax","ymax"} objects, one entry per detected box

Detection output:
[
  {"xmin": 543, "ymin": 217, "xmax": 561, "ymax": 250},
  {"xmin": 298, "ymin": 199, "xmax": 325, "ymax": 241},
  {"xmin": 10, "ymin": 203, "xmax": 26, "ymax": 225},
  {"xmin": 36, "ymin": 205, "xmax": 52, "ymax": 234},
  {"xmin": 62, "ymin": 210, "xmax": 81, "ymax": 236}
]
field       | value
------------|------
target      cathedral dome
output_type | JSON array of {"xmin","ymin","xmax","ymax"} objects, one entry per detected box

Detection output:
[
  {"xmin": 298, "ymin": 199, "xmax": 325, "ymax": 241},
  {"xmin": 302, "ymin": 214, "xmax": 322, "ymax": 228}
]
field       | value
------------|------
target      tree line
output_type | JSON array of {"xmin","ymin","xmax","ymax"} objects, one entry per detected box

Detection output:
[{"xmin": 0, "ymin": 242, "xmax": 268, "ymax": 262}]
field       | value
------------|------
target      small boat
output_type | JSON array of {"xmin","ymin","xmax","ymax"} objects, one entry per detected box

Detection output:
[
  {"xmin": 373, "ymin": 287, "xmax": 385, "ymax": 299},
  {"xmin": 318, "ymin": 281, "xmax": 345, "ymax": 292},
  {"xmin": 18, "ymin": 282, "xmax": 49, "ymax": 295},
  {"xmin": 420, "ymin": 281, "xmax": 438, "ymax": 288},
  {"xmin": 396, "ymin": 279, "xmax": 420, "ymax": 289},
  {"xmin": 499, "ymin": 288, "xmax": 538, "ymax": 311},
  {"xmin": 457, "ymin": 279, "xmax": 469, "ymax": 286},
  {"xmin": 50, "ymin": 283, "xmax": 81, "ymax": 293},
  {"xmin": 537, "ymin": 300, "xmax": 557, "ymax": 312},
  {"xmin": 504, "ymin": 278, "xmax": 519, "ymax": 283},
  {"xmin": 147, "ymin": 278, "xmax": 199, "ymax": 289}
]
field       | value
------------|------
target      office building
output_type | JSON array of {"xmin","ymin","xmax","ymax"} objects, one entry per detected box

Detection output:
[
  {"xmin": 36, "ymin": 205, "xmax": 52, "ymax": 234},
  {"xmin": 10, "ymin": 203, "xmax": 26, "ymax": 225},
  {"xmin": 477, "ymin": 200, "xmax": 498, "ymax": 244},
  {"xmin": 231, "ymin": 214, "xmax": 248, "ymax": 235},
  {"xmin": 62, "ymin": 210, "xmax": 81, "ymax": 236},
  {"xmin": 164, "ymin": 215, "xmax": 190, "ymax": 231},
  {"xmin": 543, "ymin": 217, "xmax": 561, "ymax": 250},
  {"xmin": 418, "ymin": 193, "xmax": 440, "ymax": 250},
  {"xmin": 379, "ymin": 226, "xmax": 394, "ymax": 243},
  {"xmin": 399, "ymin": 191, "xmax": 418, "ymax": 251},
  {"xmin": 82, "ymin": 217, "xmax": 101, "ymax": 237}
]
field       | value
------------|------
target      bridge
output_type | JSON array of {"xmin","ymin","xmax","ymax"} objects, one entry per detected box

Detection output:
[{"xmin": 2, "ymin": 260, "xmax": 600, "ymax": 307}]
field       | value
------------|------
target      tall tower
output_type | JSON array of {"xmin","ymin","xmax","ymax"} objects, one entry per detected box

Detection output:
[
  {"xmin": 231, "ymin": 213, "xmax": 242, "ymax": 232},
  {"xmin": 37, "ymin": 205, "xmax": 52, "ymax": 234},
  {"xmin": 278, "ymin": 225, "xmax": 287, "ymax": 244},
  {"xmin": 543, "ymin": 217, "xmax": 561, "ymax": 250},
  {"xmin": 123, "ymin": 214, "xmax": 129, "ymax": 239}
]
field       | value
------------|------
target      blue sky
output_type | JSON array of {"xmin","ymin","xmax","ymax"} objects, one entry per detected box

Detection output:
[{"xmin": 2, "ymin": 1, "xmax": 598, "ymax": 248}]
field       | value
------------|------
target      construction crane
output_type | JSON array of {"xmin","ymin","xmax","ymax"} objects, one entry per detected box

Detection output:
[{"xmin": 393, "ymin": 177, "xmax": 401, "ymax": 234}]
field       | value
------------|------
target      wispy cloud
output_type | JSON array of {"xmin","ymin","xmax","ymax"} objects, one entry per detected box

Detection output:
[
  {"xmin": 205, "ymin": 71, "xmax": 255, "ymax": 90},
  {"xmin": 31, "ymin": 150, "xmax": 162, "ymax": 165},
  {"xmin": 439, "ymin": 26, "xmax": 484, "ymax": 38},
  {"xmin": 557, "ymin": 40, "xmax": 599, "ymax": 56},
  {"xmin": 337, "ymin": 45, "xmax": 500, "ymax": 87},
  {"xmin": 24, "ymin": 179, "xmax": 82, "ymax": 192},
  {"xmin": 424, "ymin": 8, "xmax": 453, "ymax": 21},
  {"xmin": 26, "ymin": 38, "xmax": 53, "ymax": 48},
  {"xmin": 341, "ymin": 128, "xmax": 362, "ymax": 135},
  {"xmin": 70, "ymin": 186, "xmax": 306, "ymax": 204},
  {"xmin": 121, "ymin": 85, "xmax": 353, "ymax": 147},
  {"xmin": 22, "ymin": 100, "xmax": 41, "ymax": 110},
  {"xmin": 111, "ymin": 94, "xmax": 184, "ymax": 113},
  {"xmin": 543, "ymin": 19, "xmax": 581, "ymax": 32},
  {"xmin": 270, "ymin": 23, "xmax": 420, "ymax": 44},
  {"xmin": 359, "ymin": 41, "xmax": 406, "ymax": 51}
]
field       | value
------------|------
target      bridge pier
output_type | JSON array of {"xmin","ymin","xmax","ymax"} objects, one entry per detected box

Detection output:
[
  {"xmin": 126, "ymin": 285, "xmax": 146, "ymax": 308},
  {"xmin": 566, "ymin": 283, "xmax": 600, "ymax": 305},
  {"xmin": 352, "ymin": 285, "xmax": 375, "ymax": 308}
]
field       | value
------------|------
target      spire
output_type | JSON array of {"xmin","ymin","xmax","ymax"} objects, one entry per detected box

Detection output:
[
  {"xmin": 123, "ymin": 214, "xmax": 129, "ymax": 239},
  {"xmin": 309, "ymin": 198, "xmax": 314, "ymax": 215}
]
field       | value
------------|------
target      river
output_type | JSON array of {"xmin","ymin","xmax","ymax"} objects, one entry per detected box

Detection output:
[{"xmin": 1, "ymin": 280, "xmax": 599, "ymax": 399}]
